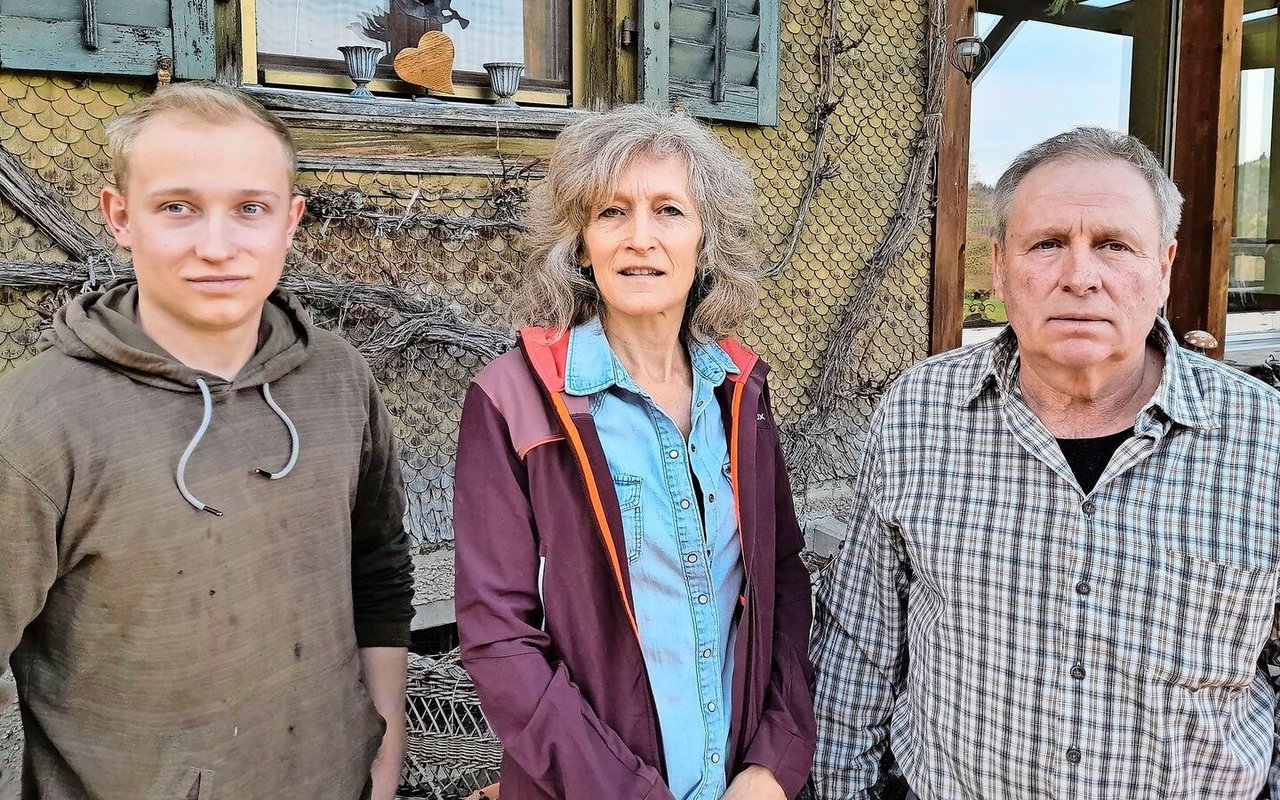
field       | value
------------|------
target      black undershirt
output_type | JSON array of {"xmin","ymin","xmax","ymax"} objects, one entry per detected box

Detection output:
[{"xmin": 1055, "ymin": 428, "xmax": 1134, "ymax": 494}]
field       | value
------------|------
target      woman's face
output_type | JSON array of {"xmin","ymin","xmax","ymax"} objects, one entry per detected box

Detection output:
[{"xmin": 582, "ymin": 153, "xmax": 703, "ymax": 326}]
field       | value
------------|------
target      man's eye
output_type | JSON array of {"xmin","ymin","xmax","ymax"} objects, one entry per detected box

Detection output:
[
  {"xmin": 242, "ymin": 203, "xmax": 266, "ymax": 214},
  {"xmin": 1102, "ymin": 241, "xmax": 1130, "ymax": 252},
  {"xmin": 1032, "ymin": 240, "xmax": 1059, "ymax": 250},
  {"xmin": 162, "ymin": 203, "xmax": 188, "ymax": 214}
]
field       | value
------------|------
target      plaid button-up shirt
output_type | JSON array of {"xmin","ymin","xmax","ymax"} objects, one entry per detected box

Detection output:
[{"xmin": 811, "ymin": 320, "xmax": 1280, "ymax": 799}]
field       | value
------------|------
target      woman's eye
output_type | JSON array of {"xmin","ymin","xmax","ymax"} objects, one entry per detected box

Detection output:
[
  {"xmin": 658, "ymin": 205, "xmax": 683, "ymax": 216},
  {"xmin": 599, "ymin": 207, "xmax": 623, "ymax": 218}
]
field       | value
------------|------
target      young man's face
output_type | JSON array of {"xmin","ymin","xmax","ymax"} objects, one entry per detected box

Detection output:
[{"xmin": 100, "ymin": 114, "xmax": 306, "ymax": 341}]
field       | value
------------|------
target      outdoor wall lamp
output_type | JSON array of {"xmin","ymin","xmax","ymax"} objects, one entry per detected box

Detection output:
[{"xmin": 949, "ymin": 35, "xmax": 990, "ymax": 83}]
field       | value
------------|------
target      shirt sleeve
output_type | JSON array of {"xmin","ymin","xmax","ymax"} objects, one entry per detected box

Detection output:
[
  {"xmin": 742, "ymin": 385, "xmax": 818, "ymax": 799},
  {"xmin": 0, "ymin": 449, "xmax": 61, "ymax": 666},
  {"xmin": 453, "ymin": 383, "xmax": 677, "ymax": 800},
  {"xmin": 809, "ymin": 416, "xmax": 910, "ymax": 800},
  {"xmin": 350, "ymin": 377, "xmax": 415, "ymax": 649}
]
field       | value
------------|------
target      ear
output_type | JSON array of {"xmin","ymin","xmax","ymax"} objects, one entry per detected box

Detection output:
[
  {"xmin": 991, "ymin": 237, "xmax": 1006, "ymax": 302},
  {"xmin": 100, "ymin": 184, "xmax": 132, "ymax": 249},
  {"xmin": 284, "ymin": 194, "xmax": 306, "ymax": 243},
  {"xmin": 1159, "ymin": 239, "xmax": 1176, "ymax": 303}
]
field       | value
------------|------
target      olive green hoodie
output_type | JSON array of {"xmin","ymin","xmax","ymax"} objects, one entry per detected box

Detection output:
[{"xmin": 0, "ymin": 282, "xmax": 413, "ymax": 799}]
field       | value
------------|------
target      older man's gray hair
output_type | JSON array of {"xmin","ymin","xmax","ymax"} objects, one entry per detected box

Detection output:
[{"xmin": 991, "ymin": 126, "xmax": 1184, "ymax": 245}]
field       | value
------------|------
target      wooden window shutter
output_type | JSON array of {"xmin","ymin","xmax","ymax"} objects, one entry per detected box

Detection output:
[
  {"xmin": 0, "ymin": 0, "xmax": 214, "ymax": 79},
  {"xmin": 640, "ymin": 0, "xmax": 780, "ymax": 126}
]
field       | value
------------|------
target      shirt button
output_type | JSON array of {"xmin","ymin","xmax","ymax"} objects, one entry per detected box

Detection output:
[
  {"xmin": 687, "ymin": 553, "xmax": 698, "ymax": 564},
  {"xmin": 680, "ymin": 499, "xmax": 691, "ymax": 509},
  {"xmin": 690, "ymin": 444, "xmax": 697, "ymax": 453},
  {"xmin": 708, "ymin": 493, "xmax": 716, "ymax": 503},
  {"xmin": 710, "ymin": 753, "xmax": 720, "ymax": 764},
  {"xmin": 698, "ymin": 594, "xmax": 708, "ymax": 604},
  {"xmin": 1081, "ymin": 500, "xmax": 1096, "ymax": 515},
  {"xmin": 1076, "ymin": 580, "xmax": 1091, "ymax": 596},
  {"xmin": 702, "ymin": 648, "xmax": 712, "ymax": 658},
  {"xmin": 1066, "ymin": 747, "xmax": 1082, "ymax": 764},
  {"xmin": 1070, "ymin": 664, "xmax": 1086, "ymax": 680},
  {"xmin": 668, "ymin": 449, "xmax": 680, "ymax": 459},
  {"xmin": 707, "ymin": 701, "xmax": 717, "ymax": 712}
]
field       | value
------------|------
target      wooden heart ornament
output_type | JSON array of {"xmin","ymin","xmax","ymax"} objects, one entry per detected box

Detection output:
[{"xmin": 394, "ymin": 31, "xmax": 456, "ymax": 94}]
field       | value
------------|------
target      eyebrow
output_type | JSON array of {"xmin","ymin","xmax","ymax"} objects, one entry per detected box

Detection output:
[
  {"xmin": 145, "ymin": 188, "xmax": 284, "ymax": 200},
  {"xmin": 1018, "ymin": 224, "xmax": 1143, "ymax": 242}
]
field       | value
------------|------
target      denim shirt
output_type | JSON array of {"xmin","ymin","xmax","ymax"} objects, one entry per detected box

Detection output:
[{"xmin": 565, "ymin": 317, "xmax": 745, "ymax": 800}]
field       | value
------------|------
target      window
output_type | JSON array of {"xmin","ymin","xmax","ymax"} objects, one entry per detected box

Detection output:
[
  {"xmin": 640, "ymin": 0, "xmax": 782, "ymax": 126},
  {"xmin": 961, "ymin": 0, "xmax": 1175, "ymax": 329},
  {"xmin": 252, "ymin": 0, "xmax": 571, "ymax": 102},
  {"xmin": 0, "ymin": 0, "xmax": 214, "ymax": 79},
  {"xmin": 1231, "ymin": 6, "xmax": 1280, "ymax": 315}
]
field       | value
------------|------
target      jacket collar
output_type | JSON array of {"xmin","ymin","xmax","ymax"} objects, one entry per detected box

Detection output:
[{"xmin": 562, "ymin": 317, "xmax": 740, "ymax": 397}]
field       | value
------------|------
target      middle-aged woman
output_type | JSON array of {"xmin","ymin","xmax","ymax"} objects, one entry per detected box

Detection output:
[{"xmin": 453, "ymin": 104, "xmax": 816, "ymax": 800}]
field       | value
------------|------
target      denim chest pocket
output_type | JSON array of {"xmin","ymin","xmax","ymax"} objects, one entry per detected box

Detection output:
[
  {"xmin": 611, "ymin": 472, "xmax": 644, "ymax": 562},
  {"xmin": 1149, "ymin": 550, "xmax": 1278, "ymax": 691}
]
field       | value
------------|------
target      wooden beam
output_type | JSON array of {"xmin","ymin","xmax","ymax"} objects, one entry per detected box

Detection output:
[
  {"xmin": 930, "ymin": 0, "xmax": 975, "ymax": 354},
  {"xmin": 1168, "ymin": 0, "xmax": 1244, "ymax": 359}
]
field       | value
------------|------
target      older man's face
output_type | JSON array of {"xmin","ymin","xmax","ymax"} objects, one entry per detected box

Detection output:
[{"xmin": 993, "ymin": 158, "xmax": 1175, "ymax": 376}]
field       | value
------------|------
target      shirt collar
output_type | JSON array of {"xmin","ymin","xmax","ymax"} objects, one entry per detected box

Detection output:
[
  {"xmin": 961, "ymin": 317, "xmax": 1217, "ymax": 430},
  {"xmin": 563, "ymin": 316, "xmax": 739, "ymax": 397}
]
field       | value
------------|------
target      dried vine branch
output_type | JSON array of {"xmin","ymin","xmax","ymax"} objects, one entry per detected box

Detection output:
[
  {"xmin": 0, "ymin": 258, "xmax": 513, "ymax": 363},
  {"xmin": 0, "ymin": 148, "xmax": 110, "ymax": 263},
  {"xmin": 765, "ymin": 0, "xmax": 862, "ymax": 278},
  {"xmin": 783, "ymin": 0, "xmax": 949, "ymax": 490}
]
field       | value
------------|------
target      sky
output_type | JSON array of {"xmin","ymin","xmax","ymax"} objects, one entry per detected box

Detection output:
[{"xmin": 968, "ymin": 11, "xmax": 1133, "ymax": 185}]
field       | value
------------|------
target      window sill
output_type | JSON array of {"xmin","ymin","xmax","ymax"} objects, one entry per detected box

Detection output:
[
  {"xmin": 241, "ymin": 85, "xmax": 592, "ymax": 137},
  {"xmin": 241, "ymin": 85, "xmax": 592, "ymax": 176}
]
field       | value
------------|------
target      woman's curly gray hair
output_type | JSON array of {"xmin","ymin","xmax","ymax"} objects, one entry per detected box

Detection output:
[{"xmin": 512, "ymin": 104, "xmax": 762, "ymax": 341}]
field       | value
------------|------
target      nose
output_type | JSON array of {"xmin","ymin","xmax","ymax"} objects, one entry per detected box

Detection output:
[
  {"xmin": 1060, "ymin": 244, "xmax": 1101, "ymax": 295},
  {"xmin": 194, "ymin": 214, "xmax": 236, "ymax": 262},
  {"xmin": 624, "ymin": 209, "xmax": 657, "ymax": 252}
]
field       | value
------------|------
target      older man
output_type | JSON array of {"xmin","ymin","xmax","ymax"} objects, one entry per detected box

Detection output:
[{"xmin": 811, "ymin": 127, "xmax": 1280, "ymax": 799}]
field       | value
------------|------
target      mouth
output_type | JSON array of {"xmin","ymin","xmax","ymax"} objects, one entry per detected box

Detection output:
[
  {"xmin": 187, "ymin": 276, "xmax": 251, "ymax": 291},
  {"xmin": 1050, "ymin": 315, "xmax": 1108, "ymax": 323},
  {"xmin": 617, "ymin": 267, "xmax": 666, "ymax": 277}
]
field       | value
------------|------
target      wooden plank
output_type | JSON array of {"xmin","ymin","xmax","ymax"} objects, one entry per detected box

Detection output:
[
  {"xmin": 242, "ymin": 86, "xmax": 591, "ymax": 136},
  {"xmin": 639, "ymin": 0, "xmax": 672, "ymax": 109},
  {"xmin": 289, "ymin": 126, "xmax": 554, "ymax": 161},
  {"xmin": 296, "ymin": 153, "xmax": 546, "ymax": 178},
  {"xmin": 0, "ymin": 16, "xmax": 170, "ymax": 76},
  {"xmin": 171, "ymin": 0, "xmax": 216, "ymax": 79},
  {"xmin": 0, "ymin": 0, "xmax": 168, "ymax": 26},
  {"xmin": 930, "ymin": 0, "xmax": 974, "ymax": 354},
  {"xmin": 1168, "ymin": 0, "xmax": 1244, "ymax": 359},
  {"xmin": 671, "ymin": 38, "xmax": 758, "ymax": 84},
  {"xmin": 579, "ymin": 0, "xmax": 622, "ymax": 109},
  {"xmin": 755, "ymin": 0, "xmax": 778, "ymax": 125},
  {"xmin": 669, "ymin": 75, "xmax": 759, "ymax": 122}
]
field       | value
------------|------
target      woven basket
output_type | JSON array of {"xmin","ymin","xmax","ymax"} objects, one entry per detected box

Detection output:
[{"xmin": 399, "ymin": 650, "xmax": 502, "ymax": 799}]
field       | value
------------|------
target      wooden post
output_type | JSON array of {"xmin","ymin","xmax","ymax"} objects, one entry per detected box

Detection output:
[
  {"xmin": 1168, "ymin": 0, "xmax": 1244, "ymax": 359},
  {"xmin": 930, "ymin": 0, "xmax": 974, "ymax": 354}
]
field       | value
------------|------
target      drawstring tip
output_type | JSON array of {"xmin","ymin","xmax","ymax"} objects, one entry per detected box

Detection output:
[
  {"xmin": 203, "ymin": 506, "xmax": 224, "ymax": 517},
  {"xmin": 253, "ymin": 468, "xmax": 273, "ymax": 478}
]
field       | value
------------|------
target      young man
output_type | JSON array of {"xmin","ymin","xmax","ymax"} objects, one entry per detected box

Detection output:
[
  {"xmin": 0, "ymin": 83, "xmax": 414, "ymax": 799},
  {"xmin": 811, "ymin": 128, "xmax": 1280, "ymax": 798}
]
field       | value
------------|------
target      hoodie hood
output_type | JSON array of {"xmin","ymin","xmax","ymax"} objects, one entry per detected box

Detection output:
[{"xmin": 48, "ymin": 280, "xmax": 313, "ymax": 392}]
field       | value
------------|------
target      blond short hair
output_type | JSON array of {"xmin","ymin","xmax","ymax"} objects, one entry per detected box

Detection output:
[
  {"xmin": 104, "ymin": 81, "xmax": 297, "ymax": 190},
  {"xmin": 512, "ymin": 104, "xmax": 762, "ymax": 342}
]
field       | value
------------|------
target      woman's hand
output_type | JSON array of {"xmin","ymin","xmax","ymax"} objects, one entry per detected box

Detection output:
[{"xmin": 721, "ymin": 765, "xmax": 786, "ymax": 800}]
